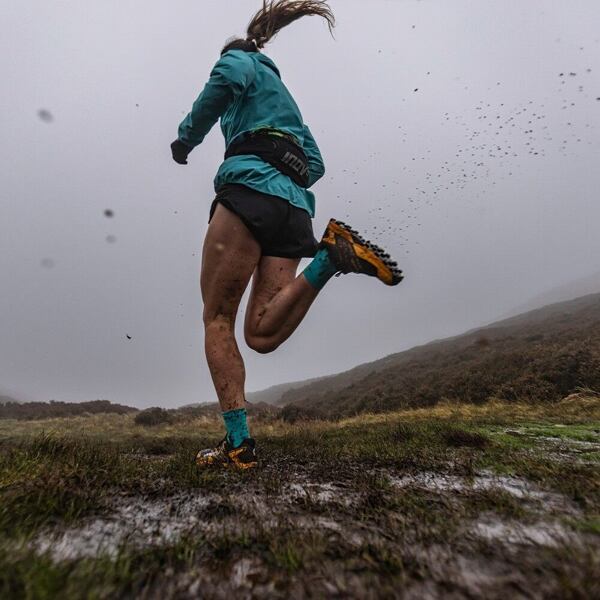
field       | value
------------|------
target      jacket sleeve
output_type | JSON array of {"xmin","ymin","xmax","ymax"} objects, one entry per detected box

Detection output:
[
  {"xmin": 177, "ymin": 51, "xmax": 256, "ymax": 148},
  {"xmin": 302, "ymin": 124, "xmax": 325, "ymax": 188}
]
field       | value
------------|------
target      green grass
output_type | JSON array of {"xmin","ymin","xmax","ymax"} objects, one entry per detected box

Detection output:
[
  {"xmin": 574, "ymin": 516, "xmax": 600, "ymax": 536},
  {"xmin": 518, "ymin": 423, "xmax": 600, "ymax": 442},
  {"xmin": 0, "ymin": 399, "xmax": 599, "ymax": 598}
]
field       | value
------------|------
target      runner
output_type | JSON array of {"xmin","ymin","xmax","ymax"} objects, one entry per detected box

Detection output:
[{"xmin": 170, "ymin": 1, "xmax": 403, "ymax": 470}]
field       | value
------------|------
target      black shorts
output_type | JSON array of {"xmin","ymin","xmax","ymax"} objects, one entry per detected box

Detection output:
[{"xmin": 209, "ymin": 184, "xmax": 319, "ymax": 259}]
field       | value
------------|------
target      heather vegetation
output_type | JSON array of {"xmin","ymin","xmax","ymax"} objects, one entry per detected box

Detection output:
[
  {"xmin": 0, "ymin": 399, "xmax": 137, "ymax": 421},
  {"xmin": 279, "ymin": 294, "xmax": 600, "ymax": 418},
  {"xmin": 134, "ymin": 407, "xmax": 174, "ymax": 427}
]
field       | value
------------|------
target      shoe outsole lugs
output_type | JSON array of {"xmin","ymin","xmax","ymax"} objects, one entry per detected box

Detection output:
[{"xmin": 322, "ymin": 219, "xmax": 404, "ymax": 286}]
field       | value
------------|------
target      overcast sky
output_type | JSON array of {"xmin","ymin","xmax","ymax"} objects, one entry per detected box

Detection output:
[{"xmin": 1, "ymin": 0, "xmax": 599, "ymax": 407}]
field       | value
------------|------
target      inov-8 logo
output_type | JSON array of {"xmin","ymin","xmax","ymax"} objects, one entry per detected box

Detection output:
[{"xmin": 281, "ymin": 151, "xmax": 309, "ymax": 178}]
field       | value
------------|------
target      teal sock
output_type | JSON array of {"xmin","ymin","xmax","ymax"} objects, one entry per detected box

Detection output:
[
  {"xmin": 222, "ymin": 408, "xmax": 250, "ymax": 448},
  {"xmin": 303, "ymin": 247, "xmax": 338, "ymax": 290}
]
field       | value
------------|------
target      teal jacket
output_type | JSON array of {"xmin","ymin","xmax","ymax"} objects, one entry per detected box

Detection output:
[{"xmin": 178, "ymin": 50, "xmax": 325, "ymax": 217}]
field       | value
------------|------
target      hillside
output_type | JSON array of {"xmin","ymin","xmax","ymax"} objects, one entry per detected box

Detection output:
[
  {"xmin": 0, "ymin": 399, "xmax": 138, "ymax": 421},
  {"xmin": 504, "ymin": 270, "xmax": 600, "ymax": 318},
  {"xmin": 278, "ymin": 293, "xmax": 600, "ymax": 418},
  {"xmin": 246, "ymin": 375, "xmax": 329, "ymax": 405},
  {"xmin": 0, "ymin": 396, "xmax": 21, "ymax": 405}
]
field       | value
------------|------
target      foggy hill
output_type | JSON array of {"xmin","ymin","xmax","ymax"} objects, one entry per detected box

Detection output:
[
  {"xmin": 0, "ymin": 386, "xmax": 24, "ymax": 404},
  {"xmin": 277, "ymin": 293, "xmax": 600, "ymax": 418},
  {"xmin": 0, "ymin": 399, "xmax": 138, "ymax": 421},
  {"xmin": 0, "ymin": 395, "xmax": 21, "ymax": 405},
  {"xmin": 503, "ymin": 270, "xmax": 600, "ymax": 319},
  {"xmin": 176, "ymin": 401, "xmax": 280, "ymax": 419},
  {"xmin": 246, "ymin": 376, "xmax": 328, "ymax": 406}
]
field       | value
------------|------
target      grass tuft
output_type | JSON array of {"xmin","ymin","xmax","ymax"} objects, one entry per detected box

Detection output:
[{"xmin": 0, "ymin": 399, "xmax": 598, "ymax": 597}]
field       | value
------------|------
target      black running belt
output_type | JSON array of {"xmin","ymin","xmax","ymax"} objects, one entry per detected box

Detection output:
[{"xmin": 225, "ymin": 130, "xmax": 310, "ymax": 188}]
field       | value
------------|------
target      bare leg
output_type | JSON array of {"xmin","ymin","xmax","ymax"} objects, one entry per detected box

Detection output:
[
  {"xmin": 201, "ymin": 204, "xmax": 261, "ymax": 411},
  {"xmin": 244, "ymin": 257, "xmax": 321, "ymax": 354}
]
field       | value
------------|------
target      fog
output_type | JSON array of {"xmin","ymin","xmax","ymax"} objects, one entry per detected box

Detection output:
[{"xmin": 1, "ymin": 0, "xmax": 599, "ymax": 407}]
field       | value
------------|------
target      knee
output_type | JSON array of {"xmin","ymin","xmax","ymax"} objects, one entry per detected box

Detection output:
[
  {"xmin": 245, "ymin": 333, "xmax": 279, "ymax": 355},
  {"xmin": 203, "ymin": 311, "xmax": 234, "ymax": 332}
]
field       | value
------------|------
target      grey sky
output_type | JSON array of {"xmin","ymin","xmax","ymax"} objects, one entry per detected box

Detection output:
[{"xmin": 1, "ymin": 0, "xmax": 599, "ymax": 407}]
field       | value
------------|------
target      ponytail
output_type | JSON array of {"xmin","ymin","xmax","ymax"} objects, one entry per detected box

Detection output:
[{"xmin": 222, "ymin": 0, "xmax": 335, "ymax": 55}]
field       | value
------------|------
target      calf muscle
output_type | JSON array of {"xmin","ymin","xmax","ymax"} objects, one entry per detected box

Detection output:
[
  {"xmin": 244, "ymin": 256, "xmax": 319, "ymax": 352},
  {"xmin": 201, "ymin": 204, "xmax": 260, "ymax": 411}
]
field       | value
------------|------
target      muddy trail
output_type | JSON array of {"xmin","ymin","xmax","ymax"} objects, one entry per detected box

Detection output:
[
  {"xmin": 0, "ymin": 403, "xmax": 599, "ymax": 599},
  {"xmin": 29, "ymin": 469, "xmax": 595, "ymax": 598}
]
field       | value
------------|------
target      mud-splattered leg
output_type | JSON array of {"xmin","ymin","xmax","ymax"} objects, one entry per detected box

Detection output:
[
  {"xmin": 201, "ymin": 204, "xmax": 260, "ymax": 411},
  {"xmin": 244, "ymin": 256, "xmax": 320, "ymax": 354}
]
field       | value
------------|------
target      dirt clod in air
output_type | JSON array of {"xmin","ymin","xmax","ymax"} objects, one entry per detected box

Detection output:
[{"xmin": 37, "ymin": 109, "xmax": 53, "ymax": 123}]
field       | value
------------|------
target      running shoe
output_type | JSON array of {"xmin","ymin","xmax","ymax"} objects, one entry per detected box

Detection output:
[
  {"xmin": 320, "ymin": 219, "xmax": 404, "ymax": 286},
  {"xmin": 195, "ymin": 437, "xmax": 258, "ymax": 470}
]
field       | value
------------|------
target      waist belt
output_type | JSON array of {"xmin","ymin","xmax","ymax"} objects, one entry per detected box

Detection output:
[{"xmin": 225, "ymin": 130, "xmax": 310, "ymax": 188}]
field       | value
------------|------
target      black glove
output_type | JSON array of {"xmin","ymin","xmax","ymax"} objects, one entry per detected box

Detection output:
[{"xmin": 171, "ymin": 139, "xmax": 192, "ymax": 165}]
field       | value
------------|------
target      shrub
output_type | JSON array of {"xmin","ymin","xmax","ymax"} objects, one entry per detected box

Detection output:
[
  {"xmin": 441, "ymin": 428, "xmax": 490, "ymax": 448},
  {"xmin": 280, "ymin": 404, "xmax": 324, "ymax": 424},
  {"xmin": 0, "ymin": 399, "xmax": 137, "ymax": 421},
  {"xmin": 134, "ymin": 407, "xmax": 173, "ymax": 427}
]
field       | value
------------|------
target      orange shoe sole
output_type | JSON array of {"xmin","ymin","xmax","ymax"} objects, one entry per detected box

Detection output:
[{"xmin": 321, "ymin": 219, "xmax": 403, "ymax": 286}]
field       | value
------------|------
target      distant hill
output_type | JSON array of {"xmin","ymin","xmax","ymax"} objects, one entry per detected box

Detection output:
[
  {"xmin": 504, "ymin": 270, "xmax": 600, "ymax": 319},
  {"xmin": 246, "ymin": 376, "xmax": 328, "ymax": 406},
  {"xmin": 0, "ymin": 387, "xmax": 24, "ymax": 404},
  {"xmin": 175, "ymin": 401, "xmax": 280, "ymax": 419},
  {"xmin": 0, "ymin": 395, "xmax": 21, "ymax": 405},
  {"xmin": 248, "ymin": 276, "xmax": 600, "ymax": 408},
  {"xmin": 278, "ymin": 293, "xmax": 600, "ymax": 419},
  {"xmin": 0, "ymin": 399, "xmax": 138, "ymax": 421}
]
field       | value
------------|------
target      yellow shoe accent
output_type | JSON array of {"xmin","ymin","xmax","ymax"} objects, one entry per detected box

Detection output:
[
  {"xmin": 195, "ymin": 438, "xmax": 258, "ymax": 470},
  {"xmin": 321, "ymin": 219, "xmax": 403, "ymax": 286},
  {"xmin": 195, "ymin": 438, "xmax": 228, "ymax": 468},
  {"xmin": 228, "ymin": 447, "xmax": 258, "ymax": 470}
]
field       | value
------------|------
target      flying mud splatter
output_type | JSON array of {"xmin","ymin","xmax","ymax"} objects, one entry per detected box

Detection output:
[
  {"xmin": 37, "ymin": 109, "xmax": 53, "ymax": 123},
  {"xmin": 349, "ymin": 48, "xmax": 600, "ymax": 258}
]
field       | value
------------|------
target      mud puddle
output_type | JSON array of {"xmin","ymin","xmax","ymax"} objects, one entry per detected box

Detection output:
[
  {"xmin": 31, "ymin": 469, "xmax": 584, "ymax": 562},
  {"xmin": 502, "ymin": 427, "xmax": 600, "ymax": 460},
  {"xmin": 387, "ymin": 470, "xmax": 578, "ymax": 513},
  {"xmin": 32, "ymin": 481, "xmax": 361, "ymax": 562},
  {"xmin": 472, "ymin": 516, "xmax": 574, "ymax": 547},
  {"xmin": 285, "ymin": 481, "xmax": 358, "ymax": 505},
  {"xmin": 34, "ymin": 491, "xmax": 219, "ymax": 560}
]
